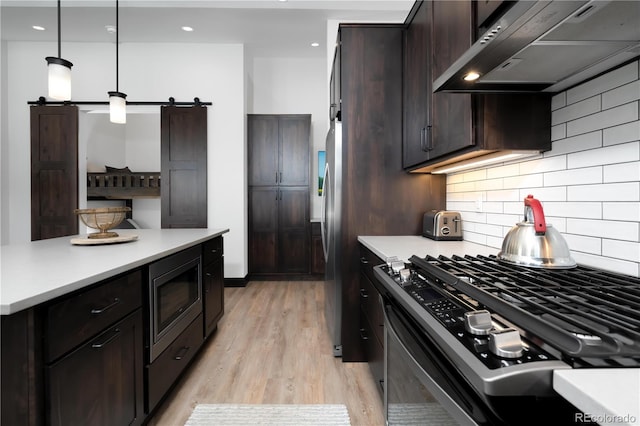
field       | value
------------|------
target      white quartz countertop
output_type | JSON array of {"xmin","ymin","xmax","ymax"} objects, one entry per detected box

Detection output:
[
  {"xmin": 359, "ymin": 235, "xmax": 640, "ymax": 426},
  {"xmin": 0, "ymin": 228, "xmax": 229, "ymax": 315},
  {"xmin": 554, "ymin": 369, "xmax": 640, "ymax": 426},
  {"xmin": 357, "ymin": 235, "xmax": 498, "ymax": 262}
]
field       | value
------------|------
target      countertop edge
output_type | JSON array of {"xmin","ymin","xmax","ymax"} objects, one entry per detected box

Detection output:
[{"xmin": 1, "ymin": 228, "xmax": 229, "ymax": 315}]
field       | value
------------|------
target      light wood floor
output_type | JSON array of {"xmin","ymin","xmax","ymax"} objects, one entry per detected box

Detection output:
[{"xmin": 146, "ymin": 281, "xmax": 385, "ymax": 426}]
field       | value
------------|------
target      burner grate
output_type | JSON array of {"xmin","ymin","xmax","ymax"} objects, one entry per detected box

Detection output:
[{"xmin": 409, "ymin": 254, "xmax": 640, "ymax": 359}]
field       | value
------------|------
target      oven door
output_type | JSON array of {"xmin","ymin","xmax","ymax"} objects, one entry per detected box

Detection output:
[{"xmin": 383, "ymin": 296, "xmax": 496, "ymax": 426}]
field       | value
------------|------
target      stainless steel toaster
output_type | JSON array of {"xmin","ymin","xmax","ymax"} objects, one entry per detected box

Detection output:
[{"xmin": 422, "ymin": 210, "xmax": 462, "ymax": 240}]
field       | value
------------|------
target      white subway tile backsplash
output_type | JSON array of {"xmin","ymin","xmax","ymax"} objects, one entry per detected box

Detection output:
[
  {"xmin": 518, "ymin": 187, "xmax": 566, "ymax": 202},
  {"xmin": 487, "ymin": 163, "xmax": 520, "ymax": 179},
  {"xmin": 567, "ymin": 218, "xmax": 638, "ymax": 241},
  {"xmin": 503, "ymin": 173, "xmax": 543, "ymax": 189},
  {"xmin": 603, "ymin": 120, "xmax": 640, "ymax": 146},
  {"xmin": 552, "ymin": 96, "xmax": 601, "ymax": 126},
  {"xmin": 603, "ymin": 202, "xmax": 640, "ymax": 221},
  {"xmin": 602, "ymin": 81, "xmax": 640, "ymax": 109},
  {"xmin": 604, "ymin": 162, "xmax": 640, "ymax": 183},
  {"xmin": 519, "ymin": 156, "xmax": 566, "ymax": 176},
  {"xmin": 567, "ymin": 102, "xmax": 638, "ymax": 137},
  {"xmin": 568, "ymin": 141, "xmax": 639, "ymax": 169},
  {"xmin": 551, "ymin": 92, "xmax": 567, "ymax": 111},
  {"xmin": 602, "ymin": 239, "xmax": 640, "ymax": 262},
  {"xmin": 543, "ymin": 202, "xmax": 602, "ymax": 219},
  {"xmin": 564, "ymin": 234, "xmax": 602, "ymax": 255},
  {"xmin": 566, "ymin": 61, "xmax": 639, "ymax": 105},
  {"xmin": 544, "ymin": 166, "xmax": 602, "ymax": 187},
  {"xmin": 445, "ymin": 60, "xmax": 640, "ymax": 275},
  {"xmin": 551, "ymin": 123, "xmax": 567, "ymax": 141},
  {"xmin": 572, "ymin": 252, "xmax": 639, "ymax": 276},
  {"xmin": 548, "ymin": 132, "xmax": 601, "ymax": 156},
  {"xmin": 569, "ymin": 182, "xmax": 639, "ymax": 202}
]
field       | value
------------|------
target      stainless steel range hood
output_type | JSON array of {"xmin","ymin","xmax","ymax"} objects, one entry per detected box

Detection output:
[{"xmin": 433, "ymin": 0, "xmax": 640, "ymax": 93}]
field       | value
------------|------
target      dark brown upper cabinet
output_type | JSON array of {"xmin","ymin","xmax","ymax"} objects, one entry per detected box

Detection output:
[
  {"xmin": 161, "ymin": 106, "xmax": 208, "ymax": 228},
  {"xmin": 402, "ymin": 0, "xmax": 551, "ymax": 173}
]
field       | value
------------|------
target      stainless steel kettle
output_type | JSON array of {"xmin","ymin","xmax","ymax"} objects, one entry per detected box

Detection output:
[{"xmin": 497, "ymin": 195, "xmax": 576, "ymax": 269}]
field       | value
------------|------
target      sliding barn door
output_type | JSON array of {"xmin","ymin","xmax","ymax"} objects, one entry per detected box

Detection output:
[
  {"xmin": 161, "ymin": 106, "xmax": 208, "ymax": 228},
  {"xmin": 30, "ymin": 105, "xmax": 79, "ymax": 240}
]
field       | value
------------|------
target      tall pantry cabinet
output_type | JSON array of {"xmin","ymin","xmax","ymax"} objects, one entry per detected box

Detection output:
[
  {"xmin": 335, "ymin": 24, "xmax": 446, "ymax": 361},
  {"xmin": 248, "ymin": 114, "xmax": 311, "ymax": 276}
]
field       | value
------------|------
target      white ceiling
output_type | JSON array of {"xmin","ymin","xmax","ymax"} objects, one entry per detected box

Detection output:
[{"xmin": 1, "ymin": 0, "xmax": 414, "ymax": 57}]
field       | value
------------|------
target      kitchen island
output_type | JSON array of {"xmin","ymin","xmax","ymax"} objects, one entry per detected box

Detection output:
[{"xmin": 1, "ymin": 228, "xmax": 228, "ymax": 426}]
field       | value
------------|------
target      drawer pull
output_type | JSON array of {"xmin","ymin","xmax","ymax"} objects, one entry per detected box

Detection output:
[
  {"xmin": 91, "ymin": 328, "xmax": 121, "ymax": 349},
  {"xmin": 360, "ymin": 257, "xmax": 369, "ymax": 264},
  {"xmin": 359, "ymin": 328, "xmax": 369, "ymax": 340},
  {"xmin": 210, "ymin": 249, "xmax": 217, "ymax": 253},
  {"xmin": 174, "ymin": 346, "xmax": 191, "ymax": 361},
  {"xmin": 91, "ymin": 297, "xmax": 121, "ymax": 315},
  {"xmin": 360, "ymin": 289, "xmax": 369, "ymax": 298}
]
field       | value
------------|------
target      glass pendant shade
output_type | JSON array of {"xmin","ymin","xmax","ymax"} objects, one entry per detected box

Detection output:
[
  {"xmin": 46, "ymin": 57, "xmax": 72, "ymax": 100},
  {"xmin": 109, "ymin": 91, "xmax": 127, "ymax": 124}
]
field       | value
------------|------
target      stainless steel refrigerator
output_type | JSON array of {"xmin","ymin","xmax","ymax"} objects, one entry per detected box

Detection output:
[{"xmin": 321, "ymin": 120, "xmax": 342, "ymax": 356}]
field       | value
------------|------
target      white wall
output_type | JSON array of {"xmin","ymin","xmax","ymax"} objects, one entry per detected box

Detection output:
[
  {"xmin": 2, "ymin": 41, "xmax": 247, "ymax": 278},
  {"xmin": 249, "ymin": 56, "xmax": 327, "ymax": 219},
  {"xmin": 446, "ymin": 60, "xmax": 640, "ymax": 277}
]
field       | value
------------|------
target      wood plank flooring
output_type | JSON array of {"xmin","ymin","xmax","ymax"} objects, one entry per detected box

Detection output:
[{"xmin": 146, "ymin": 281, "xmax": 385, "ymax": 426}]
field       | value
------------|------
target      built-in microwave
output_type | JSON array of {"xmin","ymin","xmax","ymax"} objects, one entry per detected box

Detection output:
[{"xmin": 147, "ymin": 246, "xmax": 202, "ymax": 362}]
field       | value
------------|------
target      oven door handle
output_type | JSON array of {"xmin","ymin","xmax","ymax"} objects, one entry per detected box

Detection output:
[{"xmin": 383, "ymin": 299, "xmax": 484, "ymax": 426}]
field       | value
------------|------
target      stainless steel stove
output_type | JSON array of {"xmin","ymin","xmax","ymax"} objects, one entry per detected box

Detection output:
[{"xmin": 374, "ymin": 253, "xmax": 640, "ymax": 425}]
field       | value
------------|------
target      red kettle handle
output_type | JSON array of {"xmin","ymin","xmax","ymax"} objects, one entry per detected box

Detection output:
[{"xmin": 525, "ymin": 195, "xmax": 546, "ymax": 234}]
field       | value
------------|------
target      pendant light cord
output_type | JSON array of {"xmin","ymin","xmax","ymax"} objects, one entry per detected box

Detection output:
[
  {"xmin": 57, "ymin": 0, "xmax": 61, "ymax": 58},
  {"xmin": 116, "ymin": 0, "xmax": 119, "ymax": 92}
]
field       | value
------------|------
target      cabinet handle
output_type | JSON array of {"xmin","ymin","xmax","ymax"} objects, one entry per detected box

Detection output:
[
  {"xmin": 359, "ymin": 328, "xmax": 369, "ymax": 341},
  {"xmin": 420, "ymin": 127, "xmax": 427, "ymax": 151},
  {"xmin": 426, "ymin": 125, "xmax": 433, "ymax": 151},
  {"xmin": 275, "ymin": 172, "xmax": 278, "ymax": 183},
  {"xmin": 210, "ymin": 249, "xmax": 217, "ymax": 253},
  {"xmin": 279, "ymin": 172, "xmax": 283, "ymax": 183},
  {"xmin": 174, "ymin": 346, "xmax": 190, "ymax": 361},
  {"xmin": 360, "ymin": 257, "xmax": 369, "ymax": 264},
  {"xmin": 360, "ymin": 288, "xmax": 369, "ymax": 299},
  {"xmin": 91, "ymin": 328, "xmax": 121, "ymax": 349},
  {"xmin": 91, "ymin": 297, "xmax": 121, "ymax": 315},
  {"xmin": 206, "ymin": 272, "xmax": 212, "ymax": 277}
]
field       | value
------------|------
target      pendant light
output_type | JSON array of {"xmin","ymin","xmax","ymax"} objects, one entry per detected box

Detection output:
[
  {"xmin": 45, "ymin": 0, "xmax": 73, "ymax": 100},
  {"xmin": 108, "ymin": 0, "xmax": 126, "ymax": 124}
]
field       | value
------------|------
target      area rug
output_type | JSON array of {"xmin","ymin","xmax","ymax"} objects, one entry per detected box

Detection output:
[{"xmin": 184, "ymin": 403, "xmax": 351, "ymax": 425}]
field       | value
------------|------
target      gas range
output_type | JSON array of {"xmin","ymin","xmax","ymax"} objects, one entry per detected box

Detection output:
[{"xmin": 374, "ymin": 253, "xmax": 640, "ymax": 398}]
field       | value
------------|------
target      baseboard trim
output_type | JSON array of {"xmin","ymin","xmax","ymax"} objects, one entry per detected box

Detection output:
[{"xmin": 224, "ymin": 277, "xmax": 248, "ymax": 287}]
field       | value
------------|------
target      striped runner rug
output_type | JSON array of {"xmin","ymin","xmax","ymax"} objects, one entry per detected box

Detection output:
[{"xmin": 184, "ymin": 404, "xmax": 351, "ymax": 425}]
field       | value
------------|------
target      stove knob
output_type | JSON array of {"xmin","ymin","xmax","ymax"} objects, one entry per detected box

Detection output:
[
  {"xmin": 464, "ymin": 310, "xmax": 493, "ymax": 336},
  {"xmin": 488, "ymin": 328, "xmax": 523, "ymax": 359},
  {"xmin": 399, "ymin": 268, "xmax": 411, "ymax": 283},
  {"xmin": 391, "ymin": 261, "xmax": 405, "ymax": 275}
]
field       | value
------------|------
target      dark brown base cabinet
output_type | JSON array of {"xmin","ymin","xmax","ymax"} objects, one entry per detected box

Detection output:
[
  {"xmin": 0, "ymin": 240, "xmax": 224, "ymax": 426},
  {"xmin": 359, "ymin": 245, "xmax": 385, "ymax": 396},
  {"xmin": 310, "ymin": 222, "xmax": 325, "ymax": 276},
  {"xmin": 203, "ymin": 236, "xmax": 224, "ymax": 337}
]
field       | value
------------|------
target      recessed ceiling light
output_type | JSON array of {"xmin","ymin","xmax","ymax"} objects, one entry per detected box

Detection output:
[
  {"xmin": 32, "ymin": 25, "xmax": 46, "ymax": 31},
  {"xmin": 182, "ymin": 26, "xmax": 194, "ymax": 32},
  {"xmin": 311, "ymin": 42, "xmax": 320, "ymax": 47},
  {"xmin": 105, "ymin": 25, "xmax": 117, "ymax": 34},
  {"xmin": 463, "ymin": 72, "xmax": 480, "ymax": 81}
]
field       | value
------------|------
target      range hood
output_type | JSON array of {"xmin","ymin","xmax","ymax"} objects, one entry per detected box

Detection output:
[{"xmin": 433, "ymin": 0, "xmax": 640, "ymax": 93}]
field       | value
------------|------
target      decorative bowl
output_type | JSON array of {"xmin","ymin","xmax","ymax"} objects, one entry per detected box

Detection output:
[{"xmin": 74, "ymin": 207, "xmax": 131, "ymax": 239}]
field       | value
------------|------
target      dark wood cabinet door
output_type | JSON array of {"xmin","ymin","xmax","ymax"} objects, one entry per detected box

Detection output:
[
  {"xmin": 430, "ymin": 0, "xmax": 474, "ymax": 159},
  {"xmin": 279, "ymin": 115, "xmax": 310, "ymax": 186},
  {"xmin": 30, "ymin": 105, "xmax": 78, "ymax": 241},
  {"xmin": 203, "ymin": 258, "xmax": 224, "ymax": 338},
  {"xmin": 248, "ymin": 187, "xmax": 278, "ymax": 274},
  {"xmin": 248, "ymin": 115, "xmax": 279, "ymax": 186},
  {"xmin": 278, "ymin": 187, "xmax": 310, "ymax": 273},
  {"xmin": 161, "ymin": 106, "xmax": 207, "ymax": 228},
  {"xmin": 402, "ymin": 0, "xmax": 432, "ymax": 169},
  {"xmin": 47, "ymin": 310, "xmax": 144, "ymax": 426}
]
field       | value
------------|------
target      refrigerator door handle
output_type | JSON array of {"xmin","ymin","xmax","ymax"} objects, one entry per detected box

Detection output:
[{"xmin": 320, "ymin": 162, "xmax": 330, "ymax": 262}]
